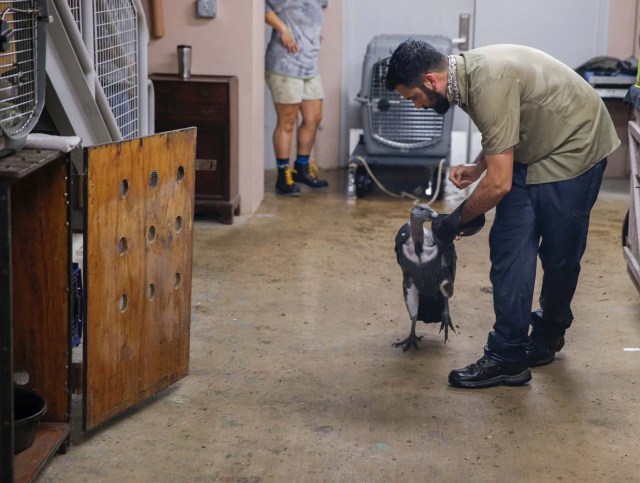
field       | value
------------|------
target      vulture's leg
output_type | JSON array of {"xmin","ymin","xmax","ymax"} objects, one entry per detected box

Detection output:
[
  {"xmin": 393, "ymin": 282, "xmax": 423, "ymax": 351},
  {"xmin": 439, "ymin": 280, "xmax": 456, "ymax": 343}
]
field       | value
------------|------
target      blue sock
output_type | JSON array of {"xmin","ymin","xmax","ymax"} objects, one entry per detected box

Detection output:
[
  {"xmin": 276, "ymin": 158, "xmax": 289, "ymax": 170},
  {"xmin": 296, "ymin": 154, "xmax": 310, "ymax": 165}
]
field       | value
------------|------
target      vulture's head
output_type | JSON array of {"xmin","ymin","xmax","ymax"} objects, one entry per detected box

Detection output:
[{"xmin": 410, "ymin": 204, "xmax": 439, "ymax": 223}]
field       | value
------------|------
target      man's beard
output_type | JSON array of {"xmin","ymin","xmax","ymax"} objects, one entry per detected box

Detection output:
[
  {"xmin": 419, "ymin": 84, "xmax": 451, "ymax": 114},
  {"xmin": 431, "ymin": 91, "xmax": 451, "ymax": 114},
  {"xmin": 433, "ymin": 92, "xmax": 451, "ymax": 114}
]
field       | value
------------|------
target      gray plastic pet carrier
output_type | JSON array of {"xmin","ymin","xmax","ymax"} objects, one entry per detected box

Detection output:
[
  {"xmin": 348, "ymin": 34, "xmax": 455, "ymax": 200},
  {"xmin": 0, "ymin": 0, "xmax": 48, "ymax": 157},
  {"xmin": 356, "ymin": 34, "xmax": 454, "ymax": 158}
]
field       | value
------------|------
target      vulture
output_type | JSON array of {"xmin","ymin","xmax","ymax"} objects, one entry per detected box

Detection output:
[{"xmin": 393, "ymin": 203, "xmax": 484, "ymax": 351}]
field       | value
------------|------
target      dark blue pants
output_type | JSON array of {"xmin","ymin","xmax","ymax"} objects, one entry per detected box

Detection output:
[{"xmin": 484, "ymin": 159, "xmax": 607, "ymax": 365}]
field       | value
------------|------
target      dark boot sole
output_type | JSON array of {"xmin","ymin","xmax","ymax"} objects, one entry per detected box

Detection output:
[
  {"xmin": 448, "ymin": 368, "xmax": 532, "ymax": 389},
  {"xmin": 527, "ymin": 339, "xmax": 565, "ymax": 368},
  {"xmin": 527, "ymin": 355, "xmax": 555, "ymax": 368},
  {"xmin": 275, "ymin": 188, "xmax": 301, "ymax": 197},
  {"xmin": 293, "ymin": 179, "xmax": 329, "ymax": 188}
]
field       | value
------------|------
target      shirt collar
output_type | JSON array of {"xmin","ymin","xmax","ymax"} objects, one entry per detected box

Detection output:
[{"xmin": 447, "ymin": 55, "xmax": 461, "ymax": 105}]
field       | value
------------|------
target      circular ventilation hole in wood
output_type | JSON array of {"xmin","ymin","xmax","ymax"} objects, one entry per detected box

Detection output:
[
  {"xmin": 118, "ymin": 237, "xmax": 128, "ymax": 255},
  {"xmin": 175, "ymin": 216, "xmax": 183, "ymax": 232},
  {"xmin": 119, "ymin": 294, "xmax": 128, "ymax": 313},
  {"xmin": 119, "ymin": 179, "xmax": 129, "ymax": 198},
  {"xmin": 176, "ymin": 166, "xmax": 185, "ymax": 183},
  {"xmin": 149, "ymin": 170, "xmax": 159, "ymax": 190},
  {"xmin": 174, "ymin": 272, "xmax": 181, "ymax": 289},
  {"xmin": 147, "ymin": 283, "xmax": 155, "ymax": 300},
  {"xmin": 147, "ymin": 225, "xmax": 156, "ymax": 242}
]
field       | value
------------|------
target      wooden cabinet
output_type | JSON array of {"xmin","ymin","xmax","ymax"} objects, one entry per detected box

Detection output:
[
  {"xmin": 1, "ymin": 130, "xmax": 196, "ymax": 482},
  {"xmin": 151, "ymin": 74, "xmax": 240, "ymax": 224}
]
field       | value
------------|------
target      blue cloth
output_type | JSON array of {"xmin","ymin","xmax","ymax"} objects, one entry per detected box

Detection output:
[
  {"xmin": 265, "ymin": 0, "xmax": 324, "ymax": 79},
  {"xmin": 484, "ymin": 159, "xmax": 607, "ymax": 365}
]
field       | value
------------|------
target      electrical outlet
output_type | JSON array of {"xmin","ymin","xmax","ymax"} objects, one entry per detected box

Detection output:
[{"xmin": 196, "ymin": 0, "xmax": 216, "ymax": 18}]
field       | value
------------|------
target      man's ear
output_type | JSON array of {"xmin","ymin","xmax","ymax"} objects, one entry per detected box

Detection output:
[{"xmin": 424, "ymin": 73, "xmax": 437, "ymax": 90}]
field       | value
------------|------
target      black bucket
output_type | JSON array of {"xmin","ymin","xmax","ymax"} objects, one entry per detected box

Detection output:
[{"xmin": 14, "ymin": 387, "xmax": 47, "ymax": 454}]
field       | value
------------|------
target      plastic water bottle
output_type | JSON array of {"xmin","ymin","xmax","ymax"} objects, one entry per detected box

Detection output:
[{"xmin": 346, "ymin": 162, "xmax": 357, "ymax": 199}]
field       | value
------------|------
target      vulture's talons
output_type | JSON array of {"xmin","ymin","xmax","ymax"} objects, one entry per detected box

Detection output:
[
  {"xmin": 392, "ymin": 334, "xmax": 423, "ymax": 352},
  {"xmin": 438, "ymin": 314, "xmax": 456, "ymax": 343}
]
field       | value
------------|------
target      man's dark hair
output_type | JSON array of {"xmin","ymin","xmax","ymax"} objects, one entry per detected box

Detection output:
[{"xmin": 385, "ymin": 39, "xmax": 447, "ymax": 91}]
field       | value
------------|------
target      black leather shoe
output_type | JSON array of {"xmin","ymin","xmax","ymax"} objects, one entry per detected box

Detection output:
[
  {"xmin": 448, "ymin": 356, "xmax": 531, "ymax": 389},
  {"xmin": 293, "ymin": 161, "xmax": 329, "ymax": 188},
  {"xmin": 526, "ymin": 336, "xmax": 565, "ymax": 367}
]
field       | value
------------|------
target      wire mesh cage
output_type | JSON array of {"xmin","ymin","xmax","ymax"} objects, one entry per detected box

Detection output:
[
  {"xmin": 93, "ymin": 0, "xmax": 139, "ymax": 139},
  {"xmin": 357, "ymin": 34, "xmax": 454, "ymax": 158},
  {"xmin": 65, "ymin": 0, "xmax": 81, "ymax": 34},
  {"xmin": 0, "ymin": 0, "xmax": 48, "ymax": 156}
]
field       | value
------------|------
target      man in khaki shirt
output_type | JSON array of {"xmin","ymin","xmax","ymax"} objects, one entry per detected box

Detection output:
[{"xmin": 385, "ymin": 40, "xmax": 620, "ymax": 389}]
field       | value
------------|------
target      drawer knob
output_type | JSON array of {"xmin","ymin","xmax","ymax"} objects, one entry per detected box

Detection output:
[
  {"xmin": 201, "ymin": 108, "xmax": 214, "ymax": 116},
  {"xmin": 199, "ymin": 89, "xmax": 211, "ymax": 98}
]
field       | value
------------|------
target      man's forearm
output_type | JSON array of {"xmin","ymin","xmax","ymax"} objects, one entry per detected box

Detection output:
[
  {"xmin": 265, "ymin": 11, "xmax": 287, "ymax": 34},
  {"xmin": 473, "ymin": 151, "xmax": 488, "ymax": 172}
]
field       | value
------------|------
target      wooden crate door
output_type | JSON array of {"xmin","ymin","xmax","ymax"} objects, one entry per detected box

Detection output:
[{"xmin": 84, "ymin": 129, "xmax": 196, "ymax": 430}]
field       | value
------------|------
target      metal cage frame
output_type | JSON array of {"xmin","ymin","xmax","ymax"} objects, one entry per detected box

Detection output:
[{"xmin": 0, "ymin": 0, "xmax": 48, "ymax": 154}]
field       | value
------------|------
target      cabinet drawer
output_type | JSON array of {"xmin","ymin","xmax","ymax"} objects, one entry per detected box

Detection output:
[
  {"xmin": 154, "ymin": 82, "xmax": 227, "ymax": 104},
  {"xmin": 156, "ymin": 103, "xmax": 227, "ymax": 122}
]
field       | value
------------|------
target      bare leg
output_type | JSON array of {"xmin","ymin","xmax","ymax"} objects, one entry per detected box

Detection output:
[
  {"xmin": 273, "ymin": 103, "xmax": 301, "ymax": 159},
  {"xmin": 297, "ymin": 99, "xmax": 322, "ymax": 155}
]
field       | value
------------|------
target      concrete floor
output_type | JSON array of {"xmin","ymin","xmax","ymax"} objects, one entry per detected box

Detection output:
[{"xmin": 42, "ymin": 171, "xmax": 640, "ymax": 482}]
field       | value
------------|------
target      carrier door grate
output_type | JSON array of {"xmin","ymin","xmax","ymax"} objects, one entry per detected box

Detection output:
[
  {"xmin": 369, "ymin": 59, "xmax": 444, "ymax": 149},
  {"xmin": 94, "ymin": 0, "xmax": 139, "ymax": 139},
  {"xmin": 0, "ymin": 1, "xmax": 40, "ymax": 136}
]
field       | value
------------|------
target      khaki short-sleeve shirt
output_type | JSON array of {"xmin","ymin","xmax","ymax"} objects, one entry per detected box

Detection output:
[{"xmin": 455, "ymin": 45, "xmax": 620, "ymax": 184}]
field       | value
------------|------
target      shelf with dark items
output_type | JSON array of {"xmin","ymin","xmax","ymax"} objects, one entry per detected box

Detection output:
[
  {"xmin": 586, "ymin": 73, "xmax": 636, "ymax": 99},
  {"xmin": 0, "ymin": 149, "xmax": 72, "ymax": 483},
  {"xmin": 151, "ymin": 74, "xmax": 240, "ymax": 224}
]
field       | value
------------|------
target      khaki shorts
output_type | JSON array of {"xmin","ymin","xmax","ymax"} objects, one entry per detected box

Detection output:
[{"xmin": 265, "ymin": 71, "xmax": 324, "ymax": 104}]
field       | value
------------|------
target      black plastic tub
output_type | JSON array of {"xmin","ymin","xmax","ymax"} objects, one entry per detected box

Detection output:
[{"xmin": 14, "ymin": 387, "xmax": 47, "ymax": 454}]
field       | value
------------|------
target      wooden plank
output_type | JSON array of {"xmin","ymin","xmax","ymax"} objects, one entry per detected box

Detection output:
[
  {"xmin": 0, "ymin": 150, "xmax": 63, "ymax": 181},
  {"xmin": 84, "ymin": 129, "xmax": 195, "ymax": 431},
  {"xmin": 11, "ymin": 154, "xmax": 70, "ymax": 424},
  {"xmin": 14, "ymin": 422, "xmax": 70, "ymax": 483}
]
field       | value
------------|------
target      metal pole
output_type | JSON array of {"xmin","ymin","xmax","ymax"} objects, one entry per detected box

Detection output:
[
  {"xmin": 0, "ymin": 181, "xmax": 14, "ymax": 481},
  {"xmin": 465, "ymin": 0, "xmax": 478, "ymax": 165}
]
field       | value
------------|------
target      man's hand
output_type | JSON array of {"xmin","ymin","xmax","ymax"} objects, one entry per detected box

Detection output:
[
  {"xmin": 280, "ymin": 29, "xmax": 299, "ymax": 53},
  {"xmin": 449, "ymin": 163, "xmax": 483, "ymax": 190},
  {"xmin": 265, "ymin": 11, "xmax": 299, "ymax": 53}
]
